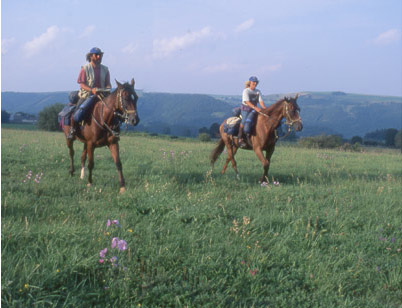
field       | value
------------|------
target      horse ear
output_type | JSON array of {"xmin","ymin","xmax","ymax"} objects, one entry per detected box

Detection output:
[
  {"xmin": 294, "ymin": 93, "xmax": 299, "ymax": 100},
  {"xmin": 115, "ymin": 79, "xmax": 122, "ymax": 88},
  {"xmin": 130, "ymin": 78, "xmax": 135, "ymax": 87}
]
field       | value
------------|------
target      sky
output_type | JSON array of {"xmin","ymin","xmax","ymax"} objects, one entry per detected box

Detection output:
[{"xmin": 1, "ymin": 0, "xmax": 401, "ymax": 96}]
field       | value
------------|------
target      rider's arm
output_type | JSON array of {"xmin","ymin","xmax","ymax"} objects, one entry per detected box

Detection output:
[
  {"xmin": 105, "ymin": 71, "xmax": 111, "ymax": 89},
  {"xmin": 244, "ymin": 101, "xmax": 262, "ymax": 113},
  {"xmin": 80, "ymin": 83, "xmax": 97, "ymax": 95}
]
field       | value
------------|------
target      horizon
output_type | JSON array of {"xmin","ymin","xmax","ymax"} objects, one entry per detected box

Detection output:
[
  {"xmin": 2, "ymin": 0, "xmax": 401, "ymax": 97},
  {"xmin": 1, "ymin": 89, "xmax": 402, "ymax": 99}
]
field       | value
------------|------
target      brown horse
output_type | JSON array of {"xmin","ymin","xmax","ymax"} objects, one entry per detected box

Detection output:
[
  {"xmin": 62, "ymin": 79, "xmax": 139, "ymax": 193},
  {"xmin": 210, "ymin": 95, "xmax": 302, "ymax": 183}
]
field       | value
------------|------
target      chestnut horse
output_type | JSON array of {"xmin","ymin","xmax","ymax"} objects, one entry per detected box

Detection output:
[
  {"xmin": 210, "ymin": 95, "xmax": 302, "ymax": 183},
  {"xmin": 62, "ymin": 79, "xmax": 139, "ymax": 193}
]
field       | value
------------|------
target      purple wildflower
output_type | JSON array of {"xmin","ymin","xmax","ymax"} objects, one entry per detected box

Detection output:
[
  {"xmin": 99, "ymin": 259, "xmax": 105, "ymax": 264},
  {"xmin": 117, "ymin": 240, "xmax": 127, "ymax": 251},
  {"xmin": 112, "ymin": 219, "xmax": 120, "ymax": 227},
  {"xmin": 110, "ymin": 256, "xmax": 118, "ymax": 267},
  {"xmin": 111, "ymin": 237, "xmax": 119, "ymax": 249},
  {"xmin": 99, "ymin": 248, "xmax": 108, "ymax": 258},
  {"xmin": 106, "ymin": 219, "xmax": 111, "ymax": 227}
]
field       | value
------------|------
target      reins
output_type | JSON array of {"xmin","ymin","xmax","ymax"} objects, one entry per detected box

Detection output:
[
  {"xmin": 257, "ymin": 100, "xmax": 301, "ymax": 140},
  {"xmin": 91, "ymin": 88, "xmax": 135, "ymax": 138}
]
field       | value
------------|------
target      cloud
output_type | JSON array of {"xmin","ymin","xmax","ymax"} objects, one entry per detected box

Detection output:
[
  {"xmin": 372, "ymin": 29, "xmax": 401, "ymax": 45},
  {"xmin": 79, "ymin": 25, "xmax": 96, "ymax": 39},
  {"xmin": 235, "ymin": 19, "xmax": 255, "ymax": 33},
  {"xmin": 259, "ymin": 64, "xmax": 282, "ymax": 73},
  {"xmin": 153, "ymin": 27, "xmax": 212, "ymax": 58},
  {"xmin": 203, "ymin": 63, "xmax": 243, "ymax": 73},
  {"xmin": 2, "ymin": 37, "xmax": 16, "ymax": 55},
  {"xmin": 23, "ymin": 26, "xmax": 60, "ymax": 57},
  {"xmin": 122, "ymin": 43, "xmax": 138, "ymax": 54}
]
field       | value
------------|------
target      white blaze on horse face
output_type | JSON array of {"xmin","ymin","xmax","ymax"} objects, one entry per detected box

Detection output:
[{"xmin": 80, "ymin": 167, "xmax": 86, "ymax": 179}]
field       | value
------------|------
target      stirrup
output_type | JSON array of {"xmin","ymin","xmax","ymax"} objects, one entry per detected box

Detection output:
[
  {"xmin": 67, "ymin": 127, "xmax": 75, "ymax": 140},
  {"xmin": 238, "ymin": 139, "xmax": 247, "ymax": 148}
]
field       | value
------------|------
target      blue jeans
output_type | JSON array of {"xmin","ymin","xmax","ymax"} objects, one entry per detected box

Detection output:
[{"xmin": 241, "ymin": 109, "xmax": 257, "ymax": 134}]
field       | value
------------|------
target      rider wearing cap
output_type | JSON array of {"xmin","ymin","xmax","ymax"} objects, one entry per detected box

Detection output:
[
  {"xmin": 238, "ymin": 76, "xmax": 266, "ymax": 148},
  {"xmin": 67, "ymin": 47, "xmax": 112, "ymax": 139}
]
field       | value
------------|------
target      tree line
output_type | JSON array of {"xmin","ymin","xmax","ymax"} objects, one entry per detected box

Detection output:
[{"xmin": 2, "ymin": 103, "xmax": 402, "ymax": 150}]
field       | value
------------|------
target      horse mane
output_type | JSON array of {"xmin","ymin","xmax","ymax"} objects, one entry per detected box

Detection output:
[{"xmin": 260, "ymin": 98, "xmax": 286, "ymax": 116}]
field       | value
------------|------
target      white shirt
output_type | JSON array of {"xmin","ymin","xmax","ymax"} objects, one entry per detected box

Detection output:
[{"xmin": 242, "ymin": 88, "xmax": 263, "ymax": 106}]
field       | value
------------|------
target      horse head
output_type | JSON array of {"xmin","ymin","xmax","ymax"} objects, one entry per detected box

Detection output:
[
  {"xmin": 115, "ymin": 78, "xmax": 140, "ymax": 126},
  {"xmin": 283, "ymin": 94, "xmax": 303, "ymax": 131}
]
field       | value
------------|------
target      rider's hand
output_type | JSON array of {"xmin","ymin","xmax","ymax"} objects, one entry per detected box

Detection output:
[
  {"xmin": 91, "ymin": 88, "xmax": 97, "ymax": 95},
  {"xmin": 254, "ymin": 107, "xmax": 261, "ymax": 113}
]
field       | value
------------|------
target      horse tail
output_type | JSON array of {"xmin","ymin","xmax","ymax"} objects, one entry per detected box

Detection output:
[{"xmin": 210, "ymin": 138, "xmax": 225, "ymax": 166}]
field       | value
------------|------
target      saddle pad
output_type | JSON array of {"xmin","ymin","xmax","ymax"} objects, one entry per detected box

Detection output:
[{"xmin": 226, "ymin": 116, "xmax": 241, "ymax": 126}]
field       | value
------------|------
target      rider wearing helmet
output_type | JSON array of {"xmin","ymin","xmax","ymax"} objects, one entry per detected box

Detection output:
[
  {"xmin": 238, "ymin": 76, "xmax": 266, "ymax": 148},
  {"xmin": 67, "ymin": 47, "xmax": 112, "ymax": 140}
]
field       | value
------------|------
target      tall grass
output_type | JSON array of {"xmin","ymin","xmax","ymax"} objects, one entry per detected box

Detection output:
[{"xmin": 2, "ymin": 128, "xmax": 401, "ymax": 307}]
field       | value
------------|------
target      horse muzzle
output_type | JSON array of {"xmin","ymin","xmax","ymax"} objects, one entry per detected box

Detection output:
[
  {"xmin": 293, "ymin": 120, "xmax": 303, "ymax": 131},
  {"xmin": 130, "ymin": 114, "xmax": 140, "ymax": 126}
]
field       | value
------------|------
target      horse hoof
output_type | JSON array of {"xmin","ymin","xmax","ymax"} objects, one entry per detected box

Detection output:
[{"xmin": 119, "ymin": 187, "xmax": 126, "ymax": 194}]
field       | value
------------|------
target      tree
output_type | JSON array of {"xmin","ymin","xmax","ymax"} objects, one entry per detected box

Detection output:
[
  {"xmin": 198, "ymin": 133, "xmax": 211, "ymax": 142},
  {"xmin": 351, "ymin": 136, "xmax": 363, "ymax": 144},
  {"xmin": 37, "ymin": 103, "xmax": 65, "ymax": 131},
  {"xmin": 209, "ymin": 123, "xmax": 220, "ymax": 138},
  {"xmin": 394, "ymin": 130, "xmax": 402, "ymax": 150},
  {"xmin": 198, "ymin": 127, "xmax": 209, "ymax": 135},
  {"xmin": 1, "ymin": 110, "xmax": 11, "ymax": 123},
  {"xmin": 385, "ymin": 128, "xmax": 398, "ymax": 147}
]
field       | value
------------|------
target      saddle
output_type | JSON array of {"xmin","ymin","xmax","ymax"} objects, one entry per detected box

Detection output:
[{"xmin": 223, "ymin": 116, "xmax": 241, "ymax": 136}]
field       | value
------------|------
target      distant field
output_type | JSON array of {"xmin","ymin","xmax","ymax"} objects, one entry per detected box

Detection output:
[{"xmin": 2, "ymin": 128, "xmax": 401, "ymax": 307}]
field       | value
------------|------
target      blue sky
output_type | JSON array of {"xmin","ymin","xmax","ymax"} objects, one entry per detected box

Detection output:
[{"xmin": 1, "ymin": 0, "xmax": 401, "ymax": 96}]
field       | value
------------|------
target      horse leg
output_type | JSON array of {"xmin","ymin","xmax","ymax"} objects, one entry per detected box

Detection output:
[
  {"xmin": 86, "ymin": 143, "xmax": 95, "ymax": 186},
  {"xmin": 108, "ymin": 143, "xmax": 126, "ymax": 193},
  {"xmin": 80, "ymin": 144, "xmax": 87, "ymax": 180},
  {"xmin": 66, "ymin": 139, "xmax": 75, "ymax": 176},
  {"xmin": 263, "ymin": 145, "xmax": 276, "ymax": 183},
  {"xmin": 255, "ymin": 146, "xmax": 275, "ymax": 183},
  {"xmin": 254, "ymin": 146, "xmax": 270, "ymax": 183},
  {"xmin": 222, "ymin": 143, "xmax": 239, "ymax": 177}
]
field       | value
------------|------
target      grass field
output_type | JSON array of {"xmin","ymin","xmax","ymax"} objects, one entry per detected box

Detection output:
[{"xmin": 1, "ymin": 128, "xmax": 402, "ymax": 307}]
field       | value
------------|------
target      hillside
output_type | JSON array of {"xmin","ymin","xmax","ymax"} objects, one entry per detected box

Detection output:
[{"xmin": 2, "ymin": 90, "xmax": 401, "ymax": 138}]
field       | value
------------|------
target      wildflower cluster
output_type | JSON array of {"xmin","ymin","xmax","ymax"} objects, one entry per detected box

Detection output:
[
  {"xmin": 99, "ymin": 219, "xmax": 129, "ymax": 268},
  {"xmin": 22, "ymin": 170, "xmax": 43, "ymax": 183},
  {"xmin": 377, "ymin": 227, "xmax": 401, "ymax": 254},
  {"xmin": 160, "ymin": 149, "xmax": 192, "ymax": 160},
  {"xmin": 316, "ymin": 153, "xmax": 333, "ymax": 160},
  {"xmin": 260, "ymin": 180, "xmax": 280, "ymax": 187},
  {"xmin": 240, "ymin": 260, "xmax": 259, "ymax": 277},
  {"xmin": 230, "ymin": 216, "xmax": 251, "ymax": 238}
]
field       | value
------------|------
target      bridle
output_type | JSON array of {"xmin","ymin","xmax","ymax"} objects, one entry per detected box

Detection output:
[
  {"xmin": 92, "ymin": 87, "xmax": 137, "ymax": 138},
  {"xmin": 256, "ymin": 99, "xmax": 302, "ymax": 139},
  {"xmin": 282, "ymin": 101, "xmax": 302, "ymax": 127}
]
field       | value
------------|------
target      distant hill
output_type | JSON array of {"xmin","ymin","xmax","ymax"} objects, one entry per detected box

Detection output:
[{"xmin": 1, "ymin": 90, "xmax": 401, "ymax": 138}]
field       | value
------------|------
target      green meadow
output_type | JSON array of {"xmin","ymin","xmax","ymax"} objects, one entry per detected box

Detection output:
[{"xmin": 2, "ymin": 128, "xmax": 401, "ymax": 307}]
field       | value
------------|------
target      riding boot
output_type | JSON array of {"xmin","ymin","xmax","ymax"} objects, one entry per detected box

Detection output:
[
  {"xmin": 238, "ymin": 126, "xmax": 247, "ymax": 148},
  {"xmin": 246, "ymin": 134, "xmax": 252, "ymax": 147}
]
